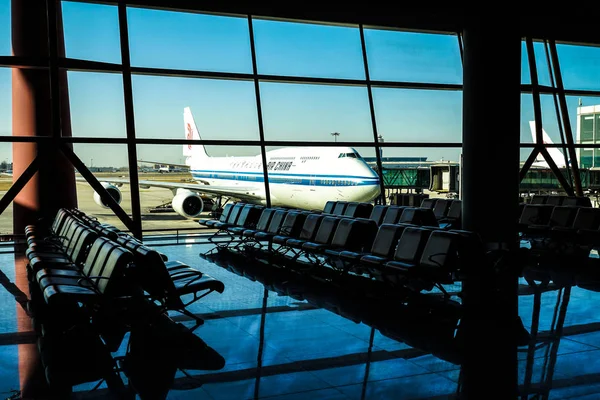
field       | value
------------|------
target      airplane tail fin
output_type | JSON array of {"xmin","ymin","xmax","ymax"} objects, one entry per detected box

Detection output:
[
  {"xmin": 529, "ymin": 121, "xmax": 567, "ymax": 168},
  {"xmin": 183, "ymin": 107, "xmax": 209, "ymax": 162}
]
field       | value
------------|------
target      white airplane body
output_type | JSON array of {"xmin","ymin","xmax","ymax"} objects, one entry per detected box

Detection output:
[
  {"xmin": 529, "ymin": 121, "xmax": 568, "ymax": 168},
  {"xmin": 182, "ymin": 107, "xmax": 380, "ymax": 211},
  {"xmin": 91, "ymin": 107, "xmax": 381, "ymax": 217}
]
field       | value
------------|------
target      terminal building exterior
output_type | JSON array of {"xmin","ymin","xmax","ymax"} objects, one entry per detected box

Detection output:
[{"xmin": 577, "ymin": 104, "xmax": 600, "ymax": 168}]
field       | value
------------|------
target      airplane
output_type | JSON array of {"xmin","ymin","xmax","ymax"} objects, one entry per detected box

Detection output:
[
  {"xmin": 89, "ymin": 107, "xmax": 381, "ymax": 218},
  {"xmin": 529, "ymin": 121, "xmax": 569, "ymax": 169}
]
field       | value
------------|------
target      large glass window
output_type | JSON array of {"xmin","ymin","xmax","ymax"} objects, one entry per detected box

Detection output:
[
  {"xmin": 61, "ymin": 1, "xmax": 121, "ymax": 63},
  {"xmin": 0, "ymin": 0, "xmax": 9, "ymax": 56},
  {"xmin": 521, "ymin": 40, "xmax": 552, "ymax": 87},
  {"xmin": 581, "ymin": 114, "xmax": 594, "ymax": 142},
  {"xmin": 127, "ymin": 8, "xmax": 252, "ymax": 73},
  {"xmin": 260, "ymin": 82, "xmax": 373, "ymax": 142},
  {"xmin": 580, "ymin": 148, "xmax": 594, "ymax": 168},
  {"xmin": 372, "ymin": 88, "xmax": 461, "ymax": 143},
  {"xmin": 67, "ymin": 71, "xmax": 127, "ymax": 138},
  {"xmin": 0, "ymin": 68, "xmax": 10, "ymax": 136},
  {"xmin": 0, "ymin": 6, "xmax": 470, "ymax": 235},
  {"xmin": 557, "ymin": 43, "xmax": 600, "ymax": 91},
  {"xmin": 132, "ymin": 75, "xmax": 259, "ymax": 140},
  {"xmin": 364, "ymin": 29, "xmax": 462, "ymax": 84},
  {"xmin": 253, "ymin": 20, "xmax": 364, "ymax": 79}
]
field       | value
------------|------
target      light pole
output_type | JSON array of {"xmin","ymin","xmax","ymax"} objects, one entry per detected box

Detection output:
[{"xmin": 331, "ymin": 132, "xmax": 340, "ymax": 142}]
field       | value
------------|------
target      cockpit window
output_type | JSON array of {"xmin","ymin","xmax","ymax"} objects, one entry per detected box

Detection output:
[{"xmin": 338, "ymin": 152, "xmax": 358, "ymax": 158}]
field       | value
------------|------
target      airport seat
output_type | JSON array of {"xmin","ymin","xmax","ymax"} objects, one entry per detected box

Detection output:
[
  {"xmin": 271, "ymin": 211, "xmax": 310, "ymax": 246},
  {"xmin": 379, "ymin": 227, "xmax": 433, "ymax": 284},
  {"xmin": 28, "ymin": 223, "xmax": 98, "ymax": 276},
  {"xmin": 565, "ymin": 208, "xmax": 600, "ymax": 246},
  {"xmin": 526, "ymin": 205, "xmax": 578, "ymax": 235},
  {"xmin": 126, "ymin": 243, "xmax": 225, "ymax": 332},
  {"xmin": 323, "ymin": 201, "xmax": 337, "ymax": 214},
  {"xmin": 549, "ymin": 207, "xmax": 600, "ymax": 243},
  {"xmin": 224, "ymin": 205, "xmax": 263, "ymax": 232},
  {"xmin": 562, "ymin": 196, "xmax": 592, "ymax": 207},
  {"xmin": 302, "ymin": 217, "xmax": 354, "ymax": 255},
  {"xmin": 286, "ymin": 216, "xmax": 341, "ymax": 254},
  {"xmin": 399, "ymin": 207, "xmax": 438, "ymax": 227},
  {"xmin": 396, "ymin": 230, "xmax": 464, "ymax": 293},
  {"xmin": 340, "ymin": 223, "xmax": 408, "ymax": 273},
  {"xmin": 273, "ymin": 213, "xmax": 323, "ymax": 248},
  {"xmin": 230, "ymin": 207, "xmax": 276, "ymax": 237},
  {"xmin": 439, "ymin": 200, "xmax": 462, "ymax": 229},
  {"xmin": 25, "ymin": 208, "xmax": 72, "ymax": 243},
  {"xmin": 420, "ymin": 198, "xmax": 437, "ymax": 209},
  {"xmin": 323, "ymin": 218, "xmax": 378, "ymax": 257},
  {"xmin": 432, "ymin": 199, "xmax": 451, "ymax": 220},
  {"xmin": 211, "ymin": 203, "xmax": 245, "ymax": 230},
  {"xmin": 199, "ymin": 203, "xmax": 235, "ymax": 227},
  {"xmin": 212, "ymin": 204, "xmax": 262, "ymax": 246},
  {"xmin": 518, "ymin": 204, "xmax": 555, "ymax": 231},
  {"xmin": 381, "ymin": 206, "xmax": 406, "ymax": 224},
  {"xmin": 530, "ymin": 195, "xmax": 548, "ymax": 204},
  {"xmin": 343, "ymin": 202, "xmax": 373, "ymax": 219},
  {"xmin": 303, "ymin": 218, "xmax": 377, "ymax": 260},
  {"xmin": 546, "ymin": 195, "xmax": 564, "ymax": 206},
  {"xmin": 39, "ymin": 237, "xmax": 135, "ymax": 310},
  {"xmin": 368, "ymin": 205, "xmax": 388, "ymax": 226},
  {"xmin": 250, "ymin": 209, "xmax": 290, "ymax": 245},
  {"xmin": 332, "ymin": 202, "xmax": 348, "ymax": 216},
  {"xmin": 26, "ymin": 212, "xmax": 79, "ymax": 251}
]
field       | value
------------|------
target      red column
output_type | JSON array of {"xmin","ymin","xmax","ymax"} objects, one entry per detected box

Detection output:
[
  {"xmin": 11, "ymin": 0, "xmax": 76, "ymax": 396},
  {"xmin": 12, "ymin": 0, "xmax": 76, "ymax": 235}
]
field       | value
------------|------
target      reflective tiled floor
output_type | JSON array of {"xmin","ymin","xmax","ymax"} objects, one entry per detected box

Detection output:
[{"xmin": 2, "ymin": 236, "xmax": 600, "ymax": 399}]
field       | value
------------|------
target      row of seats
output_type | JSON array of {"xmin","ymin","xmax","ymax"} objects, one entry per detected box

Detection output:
[
  {"xmin": 200, "ymin": 202, "xmax": 443, "ymax": 251},
  {"xmin": 525, "ymin": 195, "xmax": 592, "ymax": 207},
  {"xmin": 24, "ymin": 208, "xmax": 225, "ymax": 391},
  {"xmin": 280, "ymin": 220, "xmax": 480, "ymax": 295},
  {"xmin": 204, "ymin": 203, "xmax": 481, "ymax": 296},
  {"xmin": 518, "ymin": 204, "xmax": 600, "ymax": 246},
  {"xmin": 200, "ymin": 202, "xmax": 444, "ymax": 241},
  {"xmin": 323, "ymin": 198, "xmax": 461, "ymax": 228}
]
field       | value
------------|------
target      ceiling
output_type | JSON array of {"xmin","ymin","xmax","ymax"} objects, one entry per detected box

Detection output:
[{"xmin": 116, "ymin": 2, "xmax": 600, "ymax": 47}]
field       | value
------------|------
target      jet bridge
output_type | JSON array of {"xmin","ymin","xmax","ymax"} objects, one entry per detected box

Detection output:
[{"xmin": 429, "ymin": 163, "xmax": 460, "ymax": 193}]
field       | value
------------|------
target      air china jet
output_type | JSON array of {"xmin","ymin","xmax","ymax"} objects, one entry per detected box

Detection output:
[{"xmin": 90, "ymin": 107, "xmax": 381, "ymax": 218}]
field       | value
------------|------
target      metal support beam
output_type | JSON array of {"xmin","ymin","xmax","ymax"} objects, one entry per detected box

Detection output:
[
  {"xmin": 544, "ymin": 40, "xmax": 572, "ymax": 186},
  {"xmin": 548, "ymin": 40, "xmax": 584, "ymax": 196},
  {"xmin": 525, "ymin": 37, "xmax": 574, "ymax": 196},
  {"xmin": 360, "ymin": 24, "xmax": 386, "ymax": 205},
  {"xmin": 118, "ymin": 2, "xmax": 143, "ymax": 239},
  {"xmin": 248, "ymin": 16, "xmax": 272, "ymax": 208}
]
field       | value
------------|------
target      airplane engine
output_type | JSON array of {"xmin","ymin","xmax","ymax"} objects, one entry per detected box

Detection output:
[
  {"xmin": 93, "ymin": 182, "xmax": 122, "ymax": 208},
  {"xmin": 172, "ymin": 188, "xmax": 204, "ymax": 218}
]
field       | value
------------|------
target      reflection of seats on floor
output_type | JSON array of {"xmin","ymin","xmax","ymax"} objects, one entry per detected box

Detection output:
[{"xmin": 24, "ymin": 208, "xmax": 226, "ymax": 395}]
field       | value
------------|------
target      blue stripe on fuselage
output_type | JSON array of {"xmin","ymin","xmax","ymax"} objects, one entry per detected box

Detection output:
[{"xmin": 190, "ymin": 169, "xmax": 379, "ymax": 186}]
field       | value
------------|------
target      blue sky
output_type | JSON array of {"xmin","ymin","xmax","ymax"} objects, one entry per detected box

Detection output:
[{"xmin": 2, "ymin": 1, "xmax": 600, "ymax": 167}]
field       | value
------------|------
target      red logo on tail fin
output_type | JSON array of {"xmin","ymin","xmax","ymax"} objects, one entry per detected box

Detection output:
[{"xmin": 187, "ymin": 123, "xmax": 193, "ymax": 150}]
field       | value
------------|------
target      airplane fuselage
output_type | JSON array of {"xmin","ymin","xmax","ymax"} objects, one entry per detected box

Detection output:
[{"xmin": 188, "ymin": 147, "xmax": 381, "ymax": 210}]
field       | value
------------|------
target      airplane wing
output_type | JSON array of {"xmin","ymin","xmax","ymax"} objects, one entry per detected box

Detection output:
[{"xmin": 76, "ymin": 176, "xmax": 264, "ymax": 202}]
